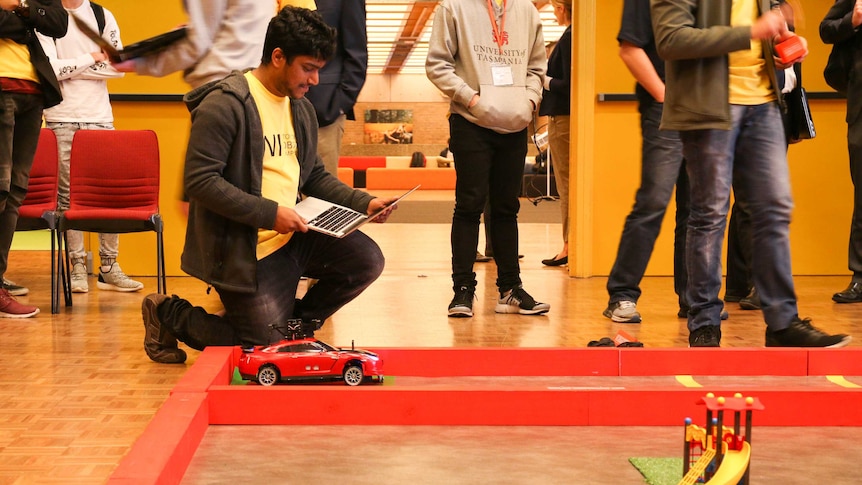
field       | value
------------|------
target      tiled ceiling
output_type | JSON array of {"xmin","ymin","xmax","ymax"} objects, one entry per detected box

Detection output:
[{"xmin": 366, "ymin": 0, "xmax": 567, "ymax": 74}]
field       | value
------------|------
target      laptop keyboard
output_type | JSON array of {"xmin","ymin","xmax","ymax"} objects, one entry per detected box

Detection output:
[{"xmin": 308, "ymin": 206, "xmax": 365, "ymax": 234}]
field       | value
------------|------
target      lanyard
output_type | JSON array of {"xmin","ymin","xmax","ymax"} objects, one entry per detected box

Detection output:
[{"xmin": 485, "ymin": 0, "xmax": 507, "ymax": 54}]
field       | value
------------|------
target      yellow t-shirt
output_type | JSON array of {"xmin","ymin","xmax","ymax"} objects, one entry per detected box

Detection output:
[
  {"xmin": 728, "ymin": 0, "xmax": 775, "ymax": 105},
  {"xmin": 245, "ymin": 71, "xmax": 301, "ymax": 260},
  {"xmin": 0, "ymin": 39, "xmax": 38, "ymax": 83}
]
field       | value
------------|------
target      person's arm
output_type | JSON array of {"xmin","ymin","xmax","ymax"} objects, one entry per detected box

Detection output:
[
  {"xmin": 651, "ymin": 0, "xmax": 780, "ymax": 61},
  {"xmin": 525, "ymin": 8, "xmax": 546, "ymax": 111},
  {"xmin": 820, "ymin": 0, "xmax": 859, "ymax": 44},
  {"xmin": 36, "ymin": 9, "xmax": 123, "ymax": 82},
  {"xmin": 336, "ymin": 0, "xmax": 368, "ymax": 113},
  {"xmin": 125, "ymin": 0, "xmax": 228, "ymax": 77},
  {"xmin": 546, "ymin": 28, "xmax": 572, "ymax": 98},
  {"xmin": 425, "ymin": 4, "xmax": 475, "ymax": 108},
  {"xmin": 184, "ymin": 93, "xmax": 280, "ymax": 231},
  {"xmin": 0, "ymin": 0, "xmax": 67, "ymax": 42},
  {"xmin": 78, "ymin": 8, "xmax": 124, "ymax": 80},
  {"xmin": 619, "ymin": 41, "xmax": 665, "ymax": 102}
]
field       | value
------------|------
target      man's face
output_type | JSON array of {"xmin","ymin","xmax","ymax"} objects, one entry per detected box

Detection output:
[{"xmin": 272, "ymin": 50, "xmax": 326, "ymax": 99}]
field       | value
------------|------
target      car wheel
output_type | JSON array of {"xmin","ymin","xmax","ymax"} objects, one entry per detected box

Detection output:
[
  {"xmin": 343, "ymin": 365, "xmax": 364, "ymax": 386},
  {"xmin": 257, "ymin": 365, "xmax": 280, "ymax": 386}
]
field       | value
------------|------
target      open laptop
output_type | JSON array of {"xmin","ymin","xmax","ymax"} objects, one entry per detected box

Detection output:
[
  {"xmin": 294, "ymin": 185, "xmax": 420, "ymax": 238},
  {"xmin": 73, "ymin": 14, "xmax": 187, "ymax": 63}
]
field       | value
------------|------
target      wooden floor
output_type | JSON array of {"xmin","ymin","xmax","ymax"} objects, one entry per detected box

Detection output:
[{"xmin": 1, "ymin": 222, "xmax": 861, "ymax": 484}]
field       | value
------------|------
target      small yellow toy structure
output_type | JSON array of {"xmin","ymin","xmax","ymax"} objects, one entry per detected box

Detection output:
[{"xmin": 678, "ymin": 393, "xmax": 763, "ymax": 485}]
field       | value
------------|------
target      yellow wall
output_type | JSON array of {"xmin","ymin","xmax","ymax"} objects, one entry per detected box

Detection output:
[{"xmin": 96, "ymin": 0, "xmax": 851, "ymax": 278}]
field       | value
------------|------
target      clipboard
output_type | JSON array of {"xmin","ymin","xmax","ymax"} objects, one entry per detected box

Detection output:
[{"xmin": 72, "ymin": 13, "xmax": 187, "ymax": 63}]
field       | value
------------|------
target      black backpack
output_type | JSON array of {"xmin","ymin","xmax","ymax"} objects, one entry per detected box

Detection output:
[{"xmin": 90, "ymin": 1, "xmax": 106, "ymax": 35}]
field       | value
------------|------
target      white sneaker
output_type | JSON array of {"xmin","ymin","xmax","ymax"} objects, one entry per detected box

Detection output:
[
  {"xmin": 70, "ymin": 258, "xmax": 89, "ymax": 293},
  {"xmin": 603, "ymin": 300, "xmax": 641, "ymax": 323},
  {"xmin": 495, "ymin": 287, "xmax": 550, "ymax": 315},
  {"xmin": 97, "ymin": 262, "xmax": 144, "ymax": 292}
]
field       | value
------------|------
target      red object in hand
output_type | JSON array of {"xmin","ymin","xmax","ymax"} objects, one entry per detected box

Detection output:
[{"xmin": 775, "ymin": 36, "xmax": 805, "ymax": 64}]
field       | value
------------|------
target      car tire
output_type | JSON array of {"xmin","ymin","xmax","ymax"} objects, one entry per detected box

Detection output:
[
  {"xmin": 257, "ymin": 364, "xmax": 280, "ymax": 386},
  {"xmin": 343, "ymin": 365, "xmax": 364, "ymax": 386}
]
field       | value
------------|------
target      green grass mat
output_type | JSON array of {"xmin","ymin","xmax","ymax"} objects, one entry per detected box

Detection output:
[{"xmin": 629, "ymin": 457, "xmax": 683, "ymax": 485}]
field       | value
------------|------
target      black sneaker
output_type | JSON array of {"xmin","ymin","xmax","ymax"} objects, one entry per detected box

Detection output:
[
  {"xmin": 765, "ymin": 317, "xmax": 852, "ymax": 348},
  {"xmin": 689, "ymin": 325, "xmax": 721, "ymax": 347},
  {"xmin": 739, "ymin": 288, "xmax": 761, "ymax": 310},
  {"xmin": 448, "ymin": 285, "xmax": 475, "ymax": 317},
  {"xmin": 495, "ymin": 286, "xmax": 550, "ymax": 315}
]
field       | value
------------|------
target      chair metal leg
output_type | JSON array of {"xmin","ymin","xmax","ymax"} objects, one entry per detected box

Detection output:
[
  {"xmin": 157, "ymin": 230, "xmax": 166, "ymax": 294},
  {"xmin": 61, "ymin": 231, "xmax": 72, "ymax": 307},
  {"xmin": 50, "ymin": 229, "xmax": 58, "ymax": 314}
]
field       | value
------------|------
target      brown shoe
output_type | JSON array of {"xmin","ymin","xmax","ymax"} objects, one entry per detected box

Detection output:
[
  {"xmin": 142, "ymin": 294, "xmax": 187, "ymax": 364},
  {"xmin": 0, "ymin": 288, "xmax": 39, "ymax": 318}
]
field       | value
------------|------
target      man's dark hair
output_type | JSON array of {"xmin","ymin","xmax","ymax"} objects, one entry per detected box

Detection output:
[{"xmin": 261, "ymin": 6, "xmax": 337, "ymax": 65}]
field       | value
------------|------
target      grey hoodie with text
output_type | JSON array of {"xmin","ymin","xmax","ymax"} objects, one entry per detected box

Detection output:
[{"xmin": 425, "ymin": 0, "xmax": 545, "ymax": 134}]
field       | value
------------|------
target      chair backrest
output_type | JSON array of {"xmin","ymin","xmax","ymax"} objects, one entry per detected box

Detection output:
[
  {"xmin": 19, "ymin": 128, "xmax": 59, "ymax": 217},
  {"xmin": 68, "ymin": 130, "xmax": 160, "ymax": 212}
]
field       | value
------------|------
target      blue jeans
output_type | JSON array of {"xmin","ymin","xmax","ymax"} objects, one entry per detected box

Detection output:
[
  {"xmin": 681, "ymin": 102, "xmax": 797, "ymax": 332},
  {"xmin": 0, "ymin": 91, "xmax": 44, "ymax": 278},
  {"xmin": 448, "ymin": 114, "xmax": 527, "ymax": 291},
  {"xmin": 158, "ymin": 229, "xmax": 384, "ymax": 348},
  {"xmin": 607, "ymin": 100, "xmax": 689, "ymax": 308}
]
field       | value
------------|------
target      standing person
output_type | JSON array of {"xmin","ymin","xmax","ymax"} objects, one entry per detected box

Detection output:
[
  {"xmin": 305, "ymin": 0, "xmax": 368, "ymax": 176},
  {"xmin": 821, "ymin": 0, "xmax": 862, "ymax": 304},
  {"xmin": 0, "ymin": 0, "xmax": 67, "ymax": 317},
  {"xmin": 725, "ymin": 64, "xmax": 798, "ymax": 312},
  {"xmin": 141, "ymin": 6, "xmax": 399, "ymax": 364},
  {"xmin": 602, "ymin": 0, "xmax": 690, "ymax": 323},
  {"xmin": 114, "ymin": 0, "xmax": 315, "ymax": 90},
  {"xmin": 651, "ymin": 0, "xmax": 850, "ymax": 347},
  {"xmin": 426, "ymin": 0, "xmax": 549, "ymax": 318},
  {"xmin": 539, "ymin": 0, "xmax": 571, "ymax": 268},
  {"xmin": 37, "ymin": 0, "xmax": 144, "ymax": 294}
]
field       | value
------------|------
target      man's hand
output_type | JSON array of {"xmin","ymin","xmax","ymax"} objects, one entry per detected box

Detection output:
[
  {"xmin": 0, "ymin": 0, "xmax": 20, "ymax": 11},
  {"xmin": 112, "ymin": 59, "xmax": 137, "ymax": 71},
  {"xmin": 773, "ymin": 32, "xmax": 808, "ymax": 69},
  {"xmin": 367, "ymin": 197, "xmax": 399, "ymax": 224},
  {"xmin": 854, "ymin": 0, "xmax": 862, "ymax": 29},
  {"xmin": 92, "ymin": 51, "xmax": 108, "ymax": 63},
  {"xmin": 273, "ymin": 205, "xmax": 308, "ymax": 234},
  {"xmin": 467, "ymin": 94, "xmax": 479, "ymax": 108},
  {"xmin": 751, "ymin": 10, "xmax": 787, "ymax": 40}
]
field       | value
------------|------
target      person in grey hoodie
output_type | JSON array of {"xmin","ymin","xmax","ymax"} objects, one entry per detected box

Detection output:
[
  {"xmin": 140, "ymin": 7, "xmax": 398, "ymax": 364},
  {"xmin": 426, "ymin": 0, "xmax": 549, "ymax": 318}
]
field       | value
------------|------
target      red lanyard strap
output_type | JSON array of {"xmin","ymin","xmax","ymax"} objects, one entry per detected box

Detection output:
[{"xmin": 486, "ymin": 0, "xmax": 507, "ymax": 54}]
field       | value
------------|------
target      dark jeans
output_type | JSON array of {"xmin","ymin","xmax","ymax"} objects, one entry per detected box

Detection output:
[
  {"xmin": 681, "ymin": 103, "xmax": 797, "ymax": 332},
  {"xmin": 158, "ymin": 229, "xmax": 384, "ymax": 348},
  {"xmin": 607, "ymin": 100, "xmax": 689, "ymax": 308},
  {"xmin": 448, "ymin": 114, "xmax": 527, "ymax": 291},
  {"xmin": 726, "ymin": 199, "xmax": 753, "ymax": 297},
  {"xmin": 0, "ymin": 91, "xmax": 43, "ymax": 278},
  {"xmin": 847, "ymin": 108, "xmax": 862, "ymax": 282}
]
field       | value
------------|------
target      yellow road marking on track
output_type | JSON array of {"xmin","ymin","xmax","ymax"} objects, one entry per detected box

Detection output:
[
  {"xmin": 676, "ymin": 375, "xmax": 702, "ymax": 388},
  {"xmin": 827, "ymin": 375, "xmax": 861, "ymax": 388}
]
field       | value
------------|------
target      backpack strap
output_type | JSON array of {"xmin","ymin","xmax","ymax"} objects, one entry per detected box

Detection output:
[{"xmin": 90, "ymin": 1, "xmax": 106, "ymax": 35}]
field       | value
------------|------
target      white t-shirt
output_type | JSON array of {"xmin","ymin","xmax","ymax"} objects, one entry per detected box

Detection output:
[{"xmin": 38, "ymin": 0, "xmax": 124, "ymax": 123}]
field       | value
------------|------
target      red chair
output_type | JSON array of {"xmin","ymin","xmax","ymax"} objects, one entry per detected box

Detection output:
[
  {"xmin": 15, "ymin": 128, "xmax": 70, "ymax": 314},
  {"xmin": 59, "ymin": 130, "xmax": 166, "ymax": 298}
]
